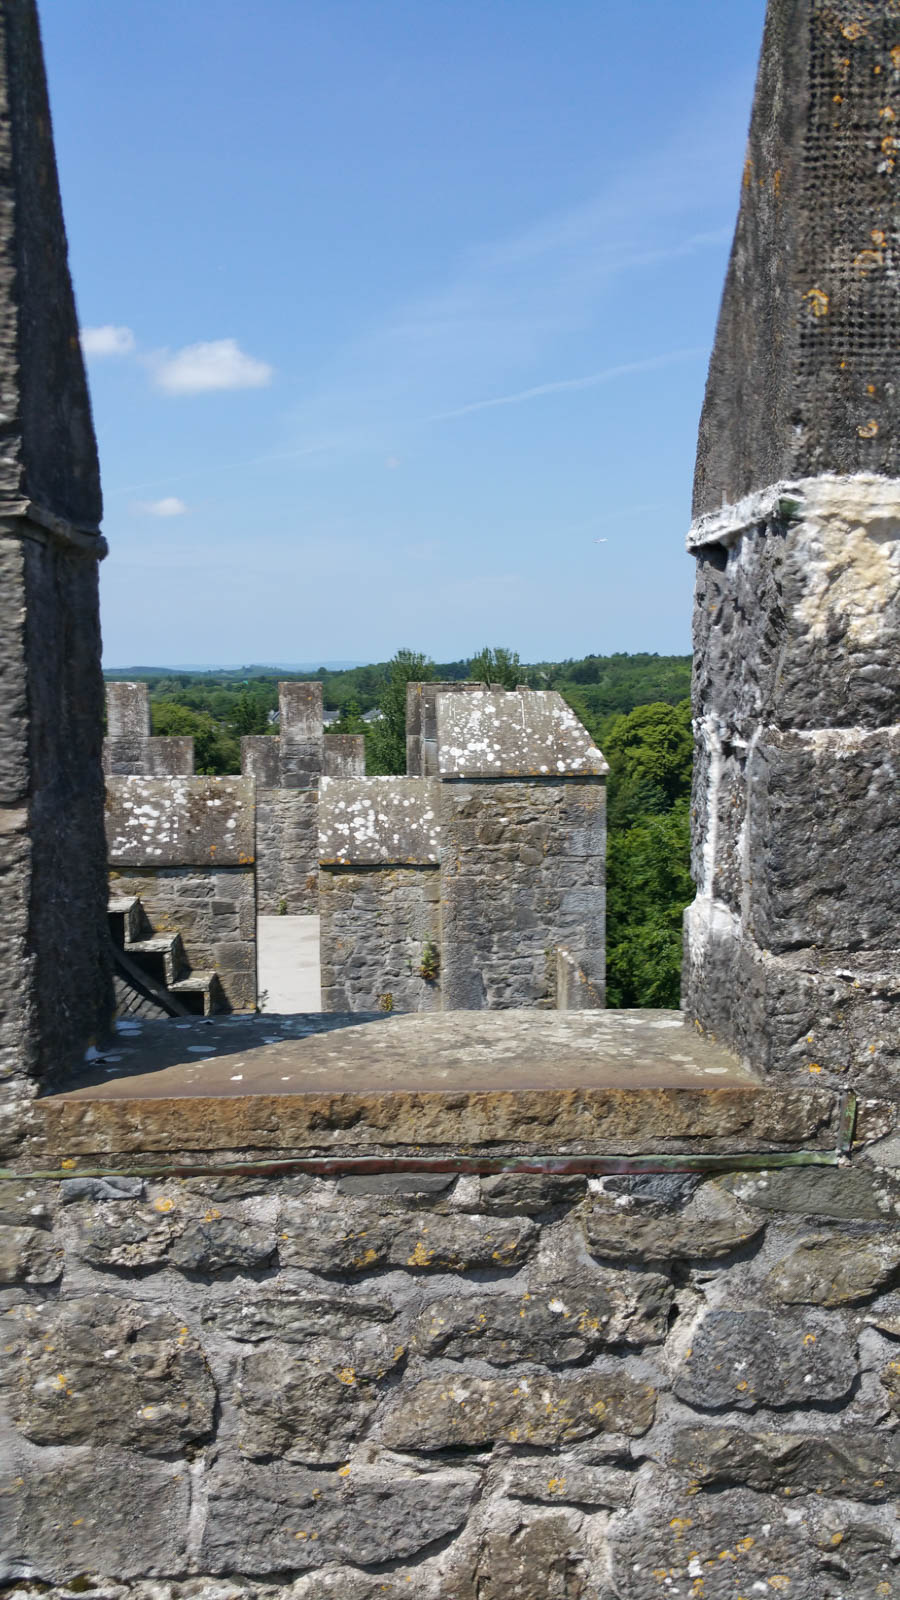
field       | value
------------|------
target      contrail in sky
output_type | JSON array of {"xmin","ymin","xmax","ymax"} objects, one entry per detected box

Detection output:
[{"xmin": 431, "ymin": 347, "xmax": 706, "ymax": 422}]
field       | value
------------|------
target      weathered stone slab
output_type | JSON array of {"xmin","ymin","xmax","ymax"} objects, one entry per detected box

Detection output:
[
  {"xmin": 318, "ymin": 776, "xmax": 441, "ymax": 864},
  {"xmin": 105, "ymin": 775, "xmax": 255, "ymax": 867},
  {"xmin": 1, "ymin": 1295, "xmax": 215, "ymax": 1453},
  {"xmin": 279, "ymin": 1201, "xmax": 536, "ymax": 1273},
  {"xmin": 437, "ymin": 690, "xmax": 608, "ymax": 778},
  {"xmin": 674, "ymin": 1308, "xmax": 856, "ymax": 1411},
  {"xmin": 36, "ymin": 1011, "xmax": 845, "ymax": 1159},
  {"xmin": 669, "ymin": 1426, "xmax": 900, "ymax": 1501},
  {"xmin": 200, "ymin": 1461, "xmax": 477, "ymax": 1575},
  {"xmin": 237, "ymin": 1335, "xmax": 404, "ymax": 1462},
  {"xmin": 583, "ymin": 1183, "xmax": 764, "ymax": 1263},
  {"xmin": 766, "ymin": 1234, "xmax": 900, "ymax": 1306},
  {"xmin": 380, "ymin": 1372, "xmax": 657, "ymax": 1450},
  {"xmin": 1, "ymin": 1450, "xmax": 190, "ymax": 1583},
  {"xmin": 410, "ymin": 1272, "xmax": 672, "ymax": 1363}
]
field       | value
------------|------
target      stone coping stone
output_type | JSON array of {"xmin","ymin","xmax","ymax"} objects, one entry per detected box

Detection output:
[
  {"xmin": 318, "ymin": 777, "xmax": 441, "ymax": 865},
  {"xmin": 32, "ymin": 1011, "xmax": 843, "ymax": 1162},
  {"xmin": 105, "ymin": 775, "xmax": 255, "ymax": 867},
  {"xmin": 437, "ymin": 690, "xmax": 609, "ymax": 778}
]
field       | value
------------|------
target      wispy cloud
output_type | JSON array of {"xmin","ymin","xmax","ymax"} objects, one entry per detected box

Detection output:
[
  {"xmin": 81, "ymin": 324, "xmax": 136, "ymax": 357},
  {"xmin": 283, "ymin": 75, "xmax": 749, "ymax": 455},
  {"xmin": 135, "ymin": 496, "xmax": 188, "ymax": 517},
  {"xmin": 432, "ymin": 348, "xmax": 705, "ymax": 422},
  {"xmin": 151, "ymin": 339, "xmax": 273, "ymax": 395}
]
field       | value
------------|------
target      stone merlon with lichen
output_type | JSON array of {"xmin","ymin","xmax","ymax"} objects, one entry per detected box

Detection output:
[{"xmin": 436, "ymin": 689, "xmax": 608, "ymax": 779}]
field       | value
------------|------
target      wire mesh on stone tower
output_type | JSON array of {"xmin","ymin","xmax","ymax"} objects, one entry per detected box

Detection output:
[
  {"xmin": 683, "ymin": 0, "xmax": 900, "ymax": 1093},
  {"xmin": 0, "ymin": 0, "xmax": 111, "ymax": 1133}
]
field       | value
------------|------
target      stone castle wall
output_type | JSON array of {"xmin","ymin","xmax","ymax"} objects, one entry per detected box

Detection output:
[
  {"xmin": 4, "ymin": 1148, "xmax": 900, "ymax": 1597},
  {"xmin": 440, "ymin": 778, "xmax": 605, "ymax": 1009},
  {"xmin": 105, "ymin": 776, "xmax": 257, "ymax": 1010}
]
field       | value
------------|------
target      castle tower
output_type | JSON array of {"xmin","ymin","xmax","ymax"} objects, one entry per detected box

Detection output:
[
  {"xmin": 0, "ymin": 0, "xmax": 111, "ymax": 1137},
  {"xmin": 684, "ymin": 0, "xmax": 900, "ymax": 1091}
]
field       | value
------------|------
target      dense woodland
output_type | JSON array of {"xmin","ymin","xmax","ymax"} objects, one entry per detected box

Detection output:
[{"xmin": 106, "ymin": 650, "xmax": 694, "ymax": 1010}]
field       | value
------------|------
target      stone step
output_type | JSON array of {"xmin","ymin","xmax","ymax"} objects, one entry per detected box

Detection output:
[
  {"xmin": 125, "ymin": 934, "xmax": 188, "ymax": 987},
  {"xmin": 169, "ymin": 971, "xmax": 226, "ymax": 1017},
  {"xmin": 108, "ymin": 895, "xmax": 146, "ymax": 948}
]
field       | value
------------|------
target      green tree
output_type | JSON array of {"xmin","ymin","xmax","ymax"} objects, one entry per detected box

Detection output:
[
  {"xmin": 604, "ymin": 700, "xmax": 693, "ymax": 828},
  {"xmin": 151, "ymin": 701, "xmax": 240, "ymax": 776},
  {"xmin": 331, "ymin": 697, "xmax": 366, "ymax": 735},
  {"xmin": 468, "ymin": 646, "xmax": 522, "ymax": 689},
  {"xmin": 366, "ymin": 648, "xmax": 434, "ymax": 774},
  {"xmin": 230, "ymin": 687, "xmax": 269, "ymax": 736},
  {"xmin": 605, "ymin": 800, "xmax": 693, "ymax": 1008}
]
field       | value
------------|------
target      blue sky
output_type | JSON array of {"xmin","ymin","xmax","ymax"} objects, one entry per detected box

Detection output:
[{"xmin": 41, "ymin": 0, "xmax": 767, "ymax": 667}]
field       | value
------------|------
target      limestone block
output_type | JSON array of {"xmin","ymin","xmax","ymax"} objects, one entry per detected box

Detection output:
[
  {"xmin": 477, "ymin": 1172, "xmax": 587, "ymax": 1214},
  {"xmin": 323, "ymin": 733, "xmax": 365, "ymax": 778},
  {"xmin": 745, "ymin": 728, "xmax": 900, "ymax": 953},
  {"xmin": 107, "ymin": 681, "xmax": 150, "ymax": 738},
  {"xmin": 436, "ymin": 690, "xmax": 607, "ymax": 778},
  {"xmin": 105, "ymin": 776, "xmax": 255, "ymax": 868},
  {"xmin": 200, "ymin": 1461, "xmax": 477, "ymax": 1575},
  {"xmin": 70, "ymin": 1198, "xmax": 275, "ymax": 1273},
  {"xmin": 669, "ymin": 1426, "xmax": 900, "ymax": 1501},
  {"xmin": 683, "ymin": 908, "xmax": 900, "ymax": 1088},
  {"xmin": 609, "ymin": 1487, "xmax": 874, "ymax": 1600},
  {"xmin": 881, "ymin": 1356, "xmax": 900, "ymax": 1415},
  {"xmin": 0, "ymin": 1179, "xmax": 55, "ymax": 1225},
  {"xmin": 410, "ymin": 1272, "xmax": 672, "ymax": 1364},
  {"xmin": 241, "ymin": 734, "xmax": 281, "ymax": 785},
  {"xmin": 468, "ymin": 1514, "xmax": 592, "ymax": 1600},
  {"xmin": 692, "ymin": 484, "xmax": 900, "ymax": 735},
  {"xmin": 673, "ymin": 1308, "xmax": 856, "ymax": 1411},
  {"xmin": 237, "ymin": 1334, "xmax": 404, "ymax": 1462},
  {"xmin": 719, "ymin": 1163, "xmax": 900, "ymax": 1222},
  {"xmin": 380, "ymin": 1372, "xmax": 657, "ymax": 1450},
  {"xmin": 0, "ymin": 1222, "xmax": 62, "ymax": 1284},
  {"xmin": 205, "ymin": 1289, "xmax": 398, "ymax": 1343},
  {"xmin": 1, "ymin": 1450, "xmax": 190, "ymax": 1583},
  {"xmin": 583, "ymin": 1182, "xmax": 765, "ymax": 1263},
  {"xmin": 766, "ymin": 1233, "xmax": 900, "ymax": 1306},
  {"xmin": 318, "ymin": 776, "xmax": 441, "ymax": 865},
  {"xmin": 279, "ymin": 1201, "xmax": 536, "ymax": 1273},
  {"xmin": 501, "ymin": 1457, "xmax": 637, "ymax": 1509},
  {"xmin": 1, "ymin": 1296, "xmax": 215, "ymax": 1453}
]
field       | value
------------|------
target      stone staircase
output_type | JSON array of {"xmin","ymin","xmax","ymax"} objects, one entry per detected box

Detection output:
[{"xmin": 109, "ymin": 896, "xmax": 225, "ymax": 1019}]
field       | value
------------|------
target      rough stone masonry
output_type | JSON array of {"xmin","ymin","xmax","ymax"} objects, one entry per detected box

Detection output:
[
  {"xmin": 683, "ymin": 0, "xmax": 900, "ymax": 1093},
  {"xmin": 4, "ymin": 2, "xmax": 900, "ymax": 1598}
]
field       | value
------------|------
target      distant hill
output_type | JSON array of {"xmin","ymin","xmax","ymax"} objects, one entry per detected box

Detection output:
[{"xmin": 104, "ymin": 661, "xmax": 365, "ymax": 677}]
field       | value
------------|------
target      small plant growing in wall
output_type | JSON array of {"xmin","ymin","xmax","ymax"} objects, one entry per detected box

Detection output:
[
  {"xmin": 418, "ymin": 939, "xmax": 440, "ymax": 983},
  {"xmin": 379, "ymin": 992, "xmax": 394, "ymax": 1012},
  {"xmin": 277, "ymin": 897, "xmax": 288, "ymax": 915}
]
